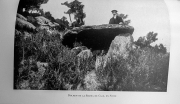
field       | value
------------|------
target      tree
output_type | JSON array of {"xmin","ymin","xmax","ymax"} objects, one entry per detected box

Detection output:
[
  {"xmin": 61, "ymin": 0, "xmax": 86, "ymax": 27},
  {"xmin": 55, "ymin": 16, "xmax": 69, "ymax": 30},
  {"xmin": 17, "ymin": 0, "xmax": 49, "ymax": 15},
  {"xmin": 39, "ymin": 9, "xmax": 45, "ymax": 16},
  {"xmin": 154, "ymin": 44, "xmax": 167, "ymax": 54},
  {"xmin": 118, "ymin": 14, "xmax": 131, "ymax": 25},
  {"xmin": 44, "ymin": 11, "xmax": 56, "ymax": 22},
  {"xmin": 135, "ymin": 32, "xmax": 158, "ymax": 48},
  {"xmin": 135, "ymin": 32, "xmax": 167, "ymax": 53}
]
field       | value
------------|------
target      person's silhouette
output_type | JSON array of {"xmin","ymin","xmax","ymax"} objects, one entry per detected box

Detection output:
[{"xmin": 109, "ymin": 10, "xmax": 124, "ymax": 24}]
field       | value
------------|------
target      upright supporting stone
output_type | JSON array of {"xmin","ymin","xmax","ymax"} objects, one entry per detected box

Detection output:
[
  {"xmin": 106, "ymin": 34, "xmax": 134, "ymax": 59},
  {"xmin": 95, "ymin": 34, "xmax": 134, "ymax": 70}
]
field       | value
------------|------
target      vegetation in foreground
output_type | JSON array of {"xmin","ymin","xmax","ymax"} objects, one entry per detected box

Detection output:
[{"xmin": 14, "ymin": 28, "xmax": 169, "ymax": 91}]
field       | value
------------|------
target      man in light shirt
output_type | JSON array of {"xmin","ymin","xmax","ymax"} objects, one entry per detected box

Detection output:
[{"xmin": 109, "ymin": 10, "xmax": 124, "ymax": 24}]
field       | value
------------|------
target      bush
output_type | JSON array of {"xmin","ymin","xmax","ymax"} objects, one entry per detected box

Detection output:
[
  {"xmin": 96, "ymin": 47, "xmax": 169, "ymax": 91},
  {"xmin": 14, "ymin": 29, "xmax": 96, "ymax": 90}
]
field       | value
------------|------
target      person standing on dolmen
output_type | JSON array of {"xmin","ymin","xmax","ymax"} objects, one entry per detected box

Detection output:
[{"xmin": 109, "ymin": 10, "xmax": 124, "ymax": 24}]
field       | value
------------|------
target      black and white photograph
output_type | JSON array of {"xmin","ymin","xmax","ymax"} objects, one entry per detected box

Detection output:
[{"xmin": 14, "ymin": 0, "xmax": 170, "ymax": 91}]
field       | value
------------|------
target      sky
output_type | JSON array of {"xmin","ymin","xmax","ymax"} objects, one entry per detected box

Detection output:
[{"xmin": 41, "ymin": 0, "xmax": 171, "ymax": 51}]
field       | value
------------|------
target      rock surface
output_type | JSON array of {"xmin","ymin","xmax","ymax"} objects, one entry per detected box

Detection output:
[
  {"xmin": 15, "ymin": 15, "xmax": 60, "ymax": 32},
  {"xmin": 16, "ymin": 16, "xmax": 36, "ymax": 32},
  {"xmin": 62, "ymin": 24, "xmax": 134, "ymax": 51},
  {"xmin": 71, "ymin": 46, "xmax": 88, "ymax": 55},
  {"xmin": 95, "ymin": 56, "xmax": 106, "ymax": 70},
  {"xmin": 35, "ymin": 16, "xmax": 59, "ymax": 28},
  {"xmin": 106, "ymin": 34, "xmax": 133, "ymax": 59},
  {"xmin": 77, "ymin": 49, "xmax": 93, "ymax": 60},
  {"xmin": 95, "ymin": 34, "xmax": 134, "ymax": 70},
  {"xmin": 17, "ymin": 13, "xmax": 27, "ymax": 21}
]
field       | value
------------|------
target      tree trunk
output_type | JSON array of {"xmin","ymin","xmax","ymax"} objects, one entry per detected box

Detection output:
[{"xmin": 69, "ymin": 14, "xmax": 72, "ymax": 23}]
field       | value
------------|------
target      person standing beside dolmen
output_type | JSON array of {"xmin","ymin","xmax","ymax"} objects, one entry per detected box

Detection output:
[{"xmin": 109, "ymin": 10, "xmax": 124, "ymax": 24}]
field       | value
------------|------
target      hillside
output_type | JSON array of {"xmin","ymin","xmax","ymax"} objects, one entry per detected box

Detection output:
[{"xmin": 14, "ymin": 13, "xmax": 169, "ymax": 91}]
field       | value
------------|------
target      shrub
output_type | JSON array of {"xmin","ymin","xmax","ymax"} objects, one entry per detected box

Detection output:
[
  {"xmin": 15, "ymin": 29, "xmax": 96, "ymax": 90},
  {"xmin": 96, "ymin": 47, "xmax": 169, "ymax": 91}
]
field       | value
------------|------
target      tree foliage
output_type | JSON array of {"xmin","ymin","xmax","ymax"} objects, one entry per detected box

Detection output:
[
  {"xmin": 44, "ymin": 11, "xmax": 56, "ymax": 22},
  {"xmin": 17, "ymin": 0, "xmax": 49, "ymax": 14},
  {"xmin": 154, "ymin": 44, "xmax": 167, "ymax": 54},
  {"xmin": 135, "ymin": 32, "xmax": 167, "ymax": 53},
  {"xmin": 61, "ymin": 0, "xmax": 86, "ymax": 27},
  {"xmin": 135, "ymin": 32, "xmax": 158, "ymax": 48},
  {"xmin": 55, "ymin": 16, "xmax": 69, "ymax": 30},
  {"xmin": 118, "ymin": 14, "xmax": 131, "ymax": 25}
]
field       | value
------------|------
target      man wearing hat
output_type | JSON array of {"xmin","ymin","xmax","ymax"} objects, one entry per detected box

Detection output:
[{"xmin": 109, "ymin": 10, "xmax": 124, "ymax": 24}]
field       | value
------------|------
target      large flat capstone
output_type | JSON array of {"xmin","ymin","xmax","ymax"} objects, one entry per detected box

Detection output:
[{"xmin": 62, "ymin": 24, "xmax": 134, "ymax": 51}]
